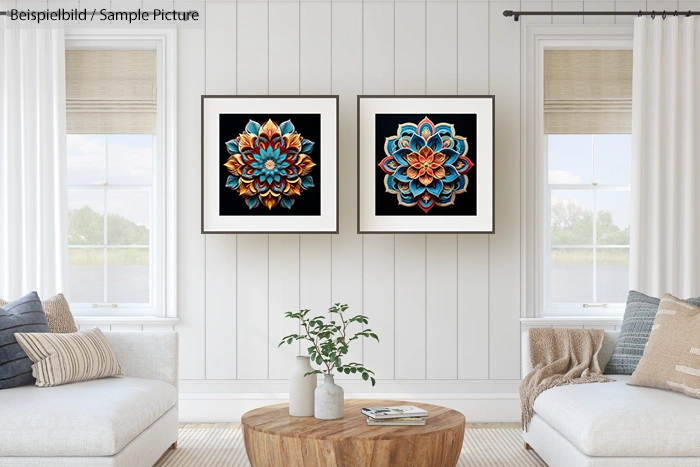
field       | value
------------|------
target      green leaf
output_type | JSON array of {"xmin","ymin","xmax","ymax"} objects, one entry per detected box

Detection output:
[
  {"xmin": 344, "ymin": 367, "xmax": 351, "ymax": 374},
  {"xmin": 362, "ymin": 372, "xmax": 369, "ymax": 381},
  {"xmin": 370, "ymin": 377, "xmax": 376, "ymax": 386},
  {"xmin": 287, "ymin": 337, "xmax": 293, "ymax": 345},
  {"xmin": 351, "ymin": 368, "xmax": 357, "ymax": 374},
  {"xmin": 335, "ymin": 358, "xmax": 342, "ymax": 367},
  {"xmin": 316, "ymin": 355, "xmax": 323, "ymax": 365}
]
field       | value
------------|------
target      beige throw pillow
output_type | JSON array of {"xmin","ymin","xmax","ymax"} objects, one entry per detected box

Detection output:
[
  {"xmin": 628, "ymin": 293, "xmax": 700, "ymax": 398},
  {"xmin": 14, "ymin": 327, "xmax": 123, "ymax": 387},
  {"xmin": 0, "ymin": 293, "xmax": 77, "ymax": 333}
]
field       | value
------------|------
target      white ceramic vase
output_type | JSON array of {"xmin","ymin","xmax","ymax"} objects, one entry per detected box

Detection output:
[
  {"xmin": 289, "ymin": 356, "xmax": 316, "ymax": 417},
  {"xmin": 314, "ymin": 374, "xmax": 344, "ymax": 420}
]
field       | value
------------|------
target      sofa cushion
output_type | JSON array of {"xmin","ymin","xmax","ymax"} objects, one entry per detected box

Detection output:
[
  {"xmin": 533, "ymin": 374, "xmax": 700, "ymax": 457},
  {"xmin": 0, "ymin": 292, "xmax": 50, "ymax": 389},
  {"xmin": 605, "ymin": 290, "xmax": 700, "ymax": 374},
  {"xmin": 0, "ymin": 376, "xmax": 177, "ymax": 456}
]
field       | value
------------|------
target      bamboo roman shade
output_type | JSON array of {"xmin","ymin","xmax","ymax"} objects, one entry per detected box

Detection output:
[
  {"xmin": 66, "ymin": 50, "xmax": 156, "ymax": 134},
  {"xmin": 544, "ymin": 50, "xmax": 632, "ymax": 134}
]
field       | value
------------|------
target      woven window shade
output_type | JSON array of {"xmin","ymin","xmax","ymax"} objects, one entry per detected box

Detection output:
[
  {"xmin": 66, "ymin": 50, "xmax": 156, "ymax": 134},
  {"xmin": 544, "ymin": 50, "xmax": 632, "ymax": 134}
]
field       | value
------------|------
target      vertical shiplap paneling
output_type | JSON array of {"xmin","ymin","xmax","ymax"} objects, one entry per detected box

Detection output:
[
  {"xmin": 553, "ymin": 1, "xmax": 584, "ymax": 23},
  {"xmin": 330, "ymin": 1, "xmax": 365, "ymax": 379},
  {"xmin": 584, "ymin": 1, "xmax": 615, "ymax": 24},
  {"xmin": 425, "ymin": 1, "xmax": 459, "ymax": 380},
  {"xmin": 361, "ymin": 1, "xmax": 396, "ymax": 380},
  {"xmin": 267, "ymin": 1, "xmax": 301, "ymax": 379},
  {"xmin": 520, "ymin": 1, "xmax": 553, "ymax": 25},
  {"xmin": 236, "ymin": 1, "xmax": 270, "ymax": 380},
  {"xmin": 394, "ymin": 2, "xmax": 427, "ymax": 94},
  {"xmin": 301, "ymin": 1, "xmax": 332, "ymax": 95},
  {"xmin": 457, "ymin": 1, "xmax": 491, "ymax": 380},
  {"xmin": 488, "ymin": 1, "xmax": 521, "ymax": 380},
  {"xmin": 679, "ymin": 2, "xmax": 700, "ymax": 17},
  {"xmin": 615, "ymin": 1, "xmax": 647, "ymax": 24},
  {"xmin": 204, "ymin": 1, "xmax": 238, "ymax": 381},
  {"xmin": 299, "ymin": 3, "xmax": 332, "ymax": 370},
  {"xmin": 393, "ymin": 1, "xmax": 426, "ymax": 380},
  {"xmin": 176, "ymin": 8, "xmax": 206, "ymax": 379}
]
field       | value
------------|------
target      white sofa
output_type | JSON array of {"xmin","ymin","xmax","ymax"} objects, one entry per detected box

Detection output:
[
  {"xmin": 0, "ymin": 332, "xmax": 179, "ymax": 467},
  {"xmin": 522, "ymin": 330, "xmax": 700, "ymax": 467}
]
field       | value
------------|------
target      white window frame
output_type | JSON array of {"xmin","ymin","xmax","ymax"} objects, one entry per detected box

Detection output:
[
  {"xmin": 65, "ymin": 29, "xmax": 177, "ymax": 320},
  {"xmin": 521, "ymin": 25, "xmax": 633, "ymax": 319}
]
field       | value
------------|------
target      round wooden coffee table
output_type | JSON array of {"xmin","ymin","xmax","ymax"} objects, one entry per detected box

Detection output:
[{"xmin": 241, "ymin": 399, "xmax": 465, "ymax": 467}]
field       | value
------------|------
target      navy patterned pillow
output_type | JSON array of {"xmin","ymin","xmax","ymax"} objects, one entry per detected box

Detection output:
[
  {"xmin": 0, "ymin": 292, "xmax": 50, "ymax": 389},
  {"xmin": 605, "ymin": 290, "xmax": 700, "ymax": 374}
]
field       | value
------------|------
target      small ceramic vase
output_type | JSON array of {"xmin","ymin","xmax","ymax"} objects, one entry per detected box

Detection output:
[{"xmin": 314, "ymin": 374, "xmax": 344, "ymax": 420}]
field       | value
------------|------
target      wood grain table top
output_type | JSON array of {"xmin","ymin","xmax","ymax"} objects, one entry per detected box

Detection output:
[{"xmin": 241, "ymin": 399, "xmax": 466, "ymax": 441}]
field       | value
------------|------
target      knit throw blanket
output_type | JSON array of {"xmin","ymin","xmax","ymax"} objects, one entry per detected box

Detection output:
[{"xmin": 520, "ymin": 328, "xmax": 615, "ymax": 431}]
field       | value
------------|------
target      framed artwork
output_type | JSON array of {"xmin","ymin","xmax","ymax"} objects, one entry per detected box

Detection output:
[
  {"xmin": 357, "ymin": 96, "xmax": 495, "ymax": 233},
  {"xmin": 201, "ymin": 95, "xmax": 338, "ymax": 233}
]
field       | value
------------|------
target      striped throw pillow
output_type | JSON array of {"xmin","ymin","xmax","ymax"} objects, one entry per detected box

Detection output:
[
  {"xmin": 0, "ymin": 292, "xmax": 51, "ymax": 389},
  {"xmin": 629, "ymin": 294, "xmax": 700, "ymax": 399},
  {"xmin": 0, "ymin": 294, "xmax": 77, "ymax": 334},
  {"xmin": 15, "ymin": 327, "xmax": 123, "ymax": 387}
]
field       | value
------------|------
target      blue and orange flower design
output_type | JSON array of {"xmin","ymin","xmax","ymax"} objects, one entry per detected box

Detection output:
[
  {"xmin": 223, "ymin": 119, "xmax": 315, "ymax": 210},
  {"xmin": 378, "ymin": 117, "xmax": 474, "ymax": 213}
]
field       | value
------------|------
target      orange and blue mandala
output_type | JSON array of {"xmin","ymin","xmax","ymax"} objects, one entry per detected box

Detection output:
[
  {"xmin": 223, "ymin": 119, "xmax": 316, "ymax": 210},
  {"xmin": 378, "ymin": 116, "xmax": 474, "ymax": 213}
]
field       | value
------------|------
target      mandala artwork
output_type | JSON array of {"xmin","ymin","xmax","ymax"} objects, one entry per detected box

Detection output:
[
  {"xmin": 378, "ymin": 117, "xmax": 474, "ymax": 213},
  {"xmin": 223, "ymin": 119, "xmax": 316, "ymax": 210}
]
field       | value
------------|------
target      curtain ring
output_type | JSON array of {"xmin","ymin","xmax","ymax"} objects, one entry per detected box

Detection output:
[
  {"xmin": 651, "ymin": 10, "xmax": 656, "ymax": 19},
  {"xmin": 638, "ymin": 10, "xmax": 643, "ymax": 17},
  {"xmin": 662, "ymin": 11, "xmax": 667, "ymax": 19},
  {"xmin": 687, "ymin": 10, "xmax": 692, "ymax": 17},
  {"xmin": 674, "ymin": 10, "xmax": 678, "ymax": 17}
]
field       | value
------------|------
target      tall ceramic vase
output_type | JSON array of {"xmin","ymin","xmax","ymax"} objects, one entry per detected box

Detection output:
[
  {"xmin": 314, "ymin": 374, "xmax": 344, "ymax": 420},
  {"xmin": 289, "ymin": 356, "xmax": 316, "ymax": 417}
]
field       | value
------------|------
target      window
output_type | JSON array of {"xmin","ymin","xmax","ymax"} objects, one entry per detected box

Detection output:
[
  {"xmin": 546, "ymin": 134, "xmax": 631, "ymax": 312},
  {"xmin": 67, "ymin": 134, "xmax": 154, "ymax": 308},
  {"xmin": 64, "ymin": 31, "xmax": 177, "ymax": 318},
  {"xmin": 523, "ymin": 44, "xmax": 632, "ymax": 317}
]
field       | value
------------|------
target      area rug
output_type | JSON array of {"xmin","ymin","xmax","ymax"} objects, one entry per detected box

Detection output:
[{"xmin": 156, "ymin": 425, "xmax": 546, "ymax": 467}]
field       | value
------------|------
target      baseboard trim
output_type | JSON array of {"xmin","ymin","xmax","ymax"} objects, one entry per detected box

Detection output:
[{"xmin": 179, "ymin": 393, "xmax": 520, "ymax": 423}]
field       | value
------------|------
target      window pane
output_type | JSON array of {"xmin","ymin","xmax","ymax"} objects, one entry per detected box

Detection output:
[
  {"xmin": 68, "ymin": 248, "xmax": 104, "ymax": 303},
  {"xmin": 551, "ymin": 248, "xmax": 593, "ymax": 303},
  {"xmin": 596, "ymin": 190, "xmax": 631, "ymax": 245},
  {"xmin": 551, "ymin": 190, "xmax": 594, "ymax": 245},
  {"xmin": 67, "ymin": 135, "xmax": 106, "ymax": 185},
  {"xmin": 107, "ymin": 135, "xmax": 154, "ymax": 185},
  {"xmin": 107, "ymin": 248, "xmax": 149, "ymax": 304},
  {"xmin": 68, "ymin": 191, "xmax": 104, "ymax": 245},
  {"xmin": 106, "ymin": 191, "xmax": 150, "ymax": 245},
  {"xmin": 596, "ymin": 248, "xmax": 630, "ymax": 303},
  {"xmin": 594, "ymin": 135, "xmax": 631, "ymax": 185},
  {"xmin": 548, "ymin": 135, "xmax": 592, "ymax": 184}
]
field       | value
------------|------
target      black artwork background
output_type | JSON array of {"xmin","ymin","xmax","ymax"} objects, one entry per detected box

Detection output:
[
  {"xmin": 374, "ymin": 113, "xmax": 477, "ymax": 217},
  {"xmin": 219, "ymin": 113, "xmax": 322, "ymax": 216}
]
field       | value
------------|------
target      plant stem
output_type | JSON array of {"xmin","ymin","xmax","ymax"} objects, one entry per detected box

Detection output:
[{"xmin": 302, "ymin": 321, "xmax": 331, "ymax": 374}]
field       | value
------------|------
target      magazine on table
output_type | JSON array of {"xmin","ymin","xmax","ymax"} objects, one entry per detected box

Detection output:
[
  {"xmin": 366, "ymin": 417, "xmax": 426, "ymax": 426},
  {"xmin": 361, "ymin": 405, "xmax": 428, "ymax": 420}
]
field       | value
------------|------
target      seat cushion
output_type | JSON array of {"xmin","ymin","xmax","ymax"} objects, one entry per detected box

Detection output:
[
  {"xmin": 534, "ymin": 374, "xmax": 700, "ymax": 457},
  {"xmin": 0, "ymin": 377, "xmax": 177, "ymax": 457}
]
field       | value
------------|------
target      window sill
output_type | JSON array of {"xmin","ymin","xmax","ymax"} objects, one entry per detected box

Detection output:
[
  {"xmin": 74, "ymin": 316, "xmax": 181, "ymax": 327},
  {"xmin": 520, "ymin": 316, "xmax": 622, "ymax": 327}
]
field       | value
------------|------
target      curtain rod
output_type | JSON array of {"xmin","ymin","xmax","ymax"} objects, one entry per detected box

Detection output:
[{"xmin": 504, "ymin": 10, "xmax": 700, "ymax": 21}]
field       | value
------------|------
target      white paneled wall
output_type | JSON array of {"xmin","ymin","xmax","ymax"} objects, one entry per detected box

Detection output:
[{"xmin": 126, "ymin": 0, "xmax": 693, "ymax": 422}]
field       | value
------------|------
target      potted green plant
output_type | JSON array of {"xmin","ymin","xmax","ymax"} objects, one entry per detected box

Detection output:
[{"xmin": 279, "ymin": 303, "xmax": 379, "ymax": 420}]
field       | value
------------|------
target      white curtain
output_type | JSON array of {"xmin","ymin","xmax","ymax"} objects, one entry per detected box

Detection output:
[
  {"xmin": 631, "ymin": 17, "xmax": 700, "ymax": 297},
  {"xmin": 0, "ymin": 24, "xmax": 68, "ymax": 300}
]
